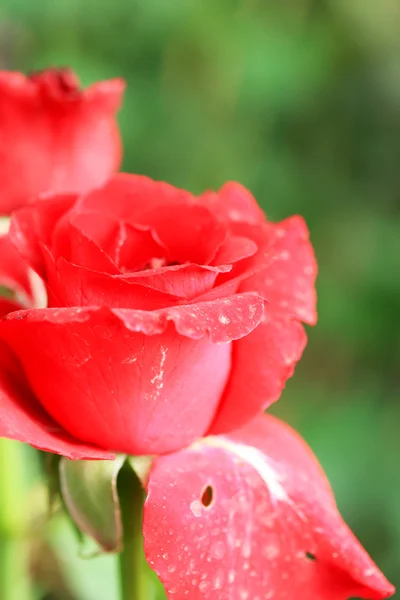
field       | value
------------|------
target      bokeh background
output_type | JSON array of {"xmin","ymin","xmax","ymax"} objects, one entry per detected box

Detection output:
[{"xmin": 0, "ymin": 0, "xmax": 399, "ymax": 598}]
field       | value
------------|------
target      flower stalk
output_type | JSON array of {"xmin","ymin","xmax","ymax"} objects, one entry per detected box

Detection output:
[{"xmin": 118, "ymin": 463, "xmax": 151, "ymax": 600}]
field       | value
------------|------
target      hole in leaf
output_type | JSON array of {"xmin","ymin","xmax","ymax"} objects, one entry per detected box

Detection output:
[
  {"xmin": 201, "ymin": 485, "xmax": 214, "ymax": 507},
  {"xmin": 305, "ymin": 552, "xmax": 316, "ymax": 561}
]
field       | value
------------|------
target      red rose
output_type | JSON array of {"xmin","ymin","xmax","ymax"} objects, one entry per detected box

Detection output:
[
  {"xmin": 0, "ymin": 174, "xmax": 394, "ymax": 600},
  {"xmin": 0, "ymin": 68, "xmax": 124, "ymax": 214},
  {"xmin": 0, "ymin": 174, "xmax": 316, "ymax": 457}
]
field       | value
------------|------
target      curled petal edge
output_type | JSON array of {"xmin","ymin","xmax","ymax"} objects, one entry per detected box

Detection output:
[{"xmin": 1, "ymin": 293, "xmax": 264, "ymax": 344}]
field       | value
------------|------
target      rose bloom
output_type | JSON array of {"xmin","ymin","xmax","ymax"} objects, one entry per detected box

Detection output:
[
  {"xmin": 0, "ymin": 68, "xmax": 124, "ymax": 214},
  {"xmin": 0, "ymin": 174, "xmax": 394, "ymax": 599},
  {"xmin": 0, "ymin": 174, "xmax": 314, "ymax": 456}
]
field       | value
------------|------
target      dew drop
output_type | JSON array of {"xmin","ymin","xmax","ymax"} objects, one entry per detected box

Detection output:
[
  {"xmin": 263, "ymin": 544, "xmax": 279, "ymax": 560},
  {"xmin": 199, "ymin": 580, "xmax": 210, "ymax": 593},
  {"xmin": 190, "ymin": 500, "xmax": 203, "ymax": 517},
  {"xmin": 213, "ymin": 570, "xmax": 224, "ymax": 590},
  {"xmin": 242, "ymin": 539, "xmax": 251, "ymax": 558},
  {"xmin": 211, "ymin": 541, "xmax": 226, "ymax": 559}
]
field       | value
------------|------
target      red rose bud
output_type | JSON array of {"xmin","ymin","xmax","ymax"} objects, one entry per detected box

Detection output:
[
  {"xmin": 0, "ymin": 68, "xmax": 125, "ymax": 214},
  {"xmin": 59, "ymin": 454, "xmax": 153, "ymax": 553},
  {"xmin": 60, "ymin": 455, "xmax": 126, "ymax": 552}
]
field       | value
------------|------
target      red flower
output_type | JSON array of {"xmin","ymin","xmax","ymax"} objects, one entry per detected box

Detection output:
[
  {"xmin": 0, "ymin": 174, "xmax": 393, "ymax": 598},
  {"xmin": 0, "ymin": 174, "xmax": 315, "ymax": 457},
  {"xmin": 0, "ymin": 68, "xmax": 124, "ymax": 214}
]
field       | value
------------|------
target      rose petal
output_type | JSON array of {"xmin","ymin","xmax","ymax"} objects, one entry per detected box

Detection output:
[
  {"xmin": 76, "ymin": 173, "xmax": 193, "ymax": 221},
  {"xmin": 0, "ymin": 340, "xmax": 113, "ymax": 459},
  {"xmin": 120, "ymin": 263, "xmax": 231, "ymax": 300},
  {"xmin": 198, "ymin": 181, "xmax": 266, "ymax": 225},
  {"xmin": 197, "ymin": 222, "xmax": 273, "ymax": 303},
  {"xmin": 241, "ymin": 216, "xmax": 318, "ymax": 325},
  {"xmin": 2, "ymin": 316, "xmax": 231, "ymax": 456},
  {"xmin": 9, "ymin": 193, "xmax": 77, "ymax": 278},
  {"xmin": 132, "ymin": 204, "xmax": 227, "ymax": 266},
  {"xmin": 52, "ymin": 217, "xmax": 120, "ymax": 274},
  {"xmin": 0, "ymin": 69, "xmax": 124, "ymax": 213},
  {"xmin": 143, "ymin": 414, "xmax": 394, "ymax": 600},
  {"xmin": 52, "ymin": 211, "xmax": 120, "ymax": 260},
  {"xmin": 45, "ymin": 257, "xmax": 182, "ymax": 310},
  {"xmin": 209, "ymin": 314, "xmax": 307, "ymax": 434},
  {"xmin": 45, "ymin": 256, "xmax": 238, "ymax": 310},
  {"xmin": 52, "ymin": 209, "xmax": 170, "ymax": 279},
  {"xmin": 114, "ymin": 294, "xmax": 264, "ymax": 342},
  {"xmin": 210, "ymin": 235, "xmax": 258, "ymax": 266},
  {"xmin": 116, "ymin": 223, "xmax": 166, "ymax": 271},
  {"xmin": 0, "ymin": 296, "xmax": 263, "ymax": 455},
  {"xmin": 0, "ymin": 234, "xmax": 32, "ymax": 302}
]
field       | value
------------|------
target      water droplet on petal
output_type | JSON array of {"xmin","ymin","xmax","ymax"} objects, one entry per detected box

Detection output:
[
  {"xmin": 190, "ymin": 500, "xmax": 203, "ymax": 517},
  {"xmin": 228, "ymin": 570, "xmax": 236, "ymax": 584},
  {"xmin": 211, "ymin": 541, "xmax": 226, "ymax": 559},
  {"xmin": 199, "ymin": 580, "xmax": 210, "ymax": 593}
]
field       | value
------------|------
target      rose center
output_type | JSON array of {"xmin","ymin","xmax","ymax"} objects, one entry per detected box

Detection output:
[{"xmin": 142, "ymin": 257, "xmax": 181, "ymax": 270}]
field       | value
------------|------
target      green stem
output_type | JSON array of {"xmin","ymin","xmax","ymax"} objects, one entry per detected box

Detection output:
[
  {"xmin": 118, "ymin": 464, "xmax": 151, "ymax": 600},
  {"xmin": 0, "ymin": 439, "xmax": 33, "ymax": 600}
]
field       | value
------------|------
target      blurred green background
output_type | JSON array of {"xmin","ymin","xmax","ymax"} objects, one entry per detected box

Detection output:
[{"xmin": 0, "ymin": 0, "xmax": 399, "ymax": 598}]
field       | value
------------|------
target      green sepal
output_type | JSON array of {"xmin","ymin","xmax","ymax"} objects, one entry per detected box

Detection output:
[{"xmin": 59, "ymin": 455, "xmax": 126, "ymax": 553}]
